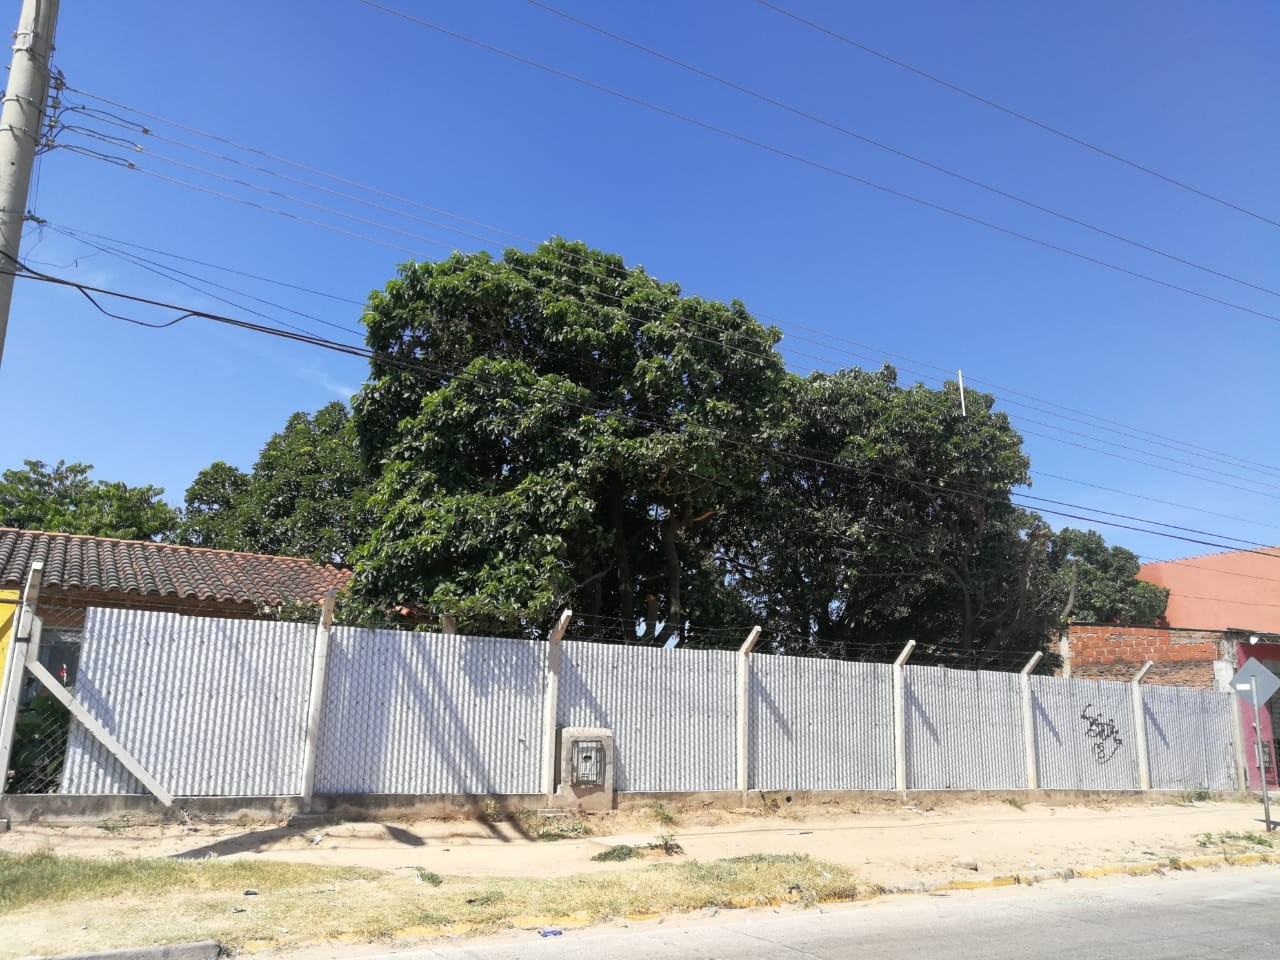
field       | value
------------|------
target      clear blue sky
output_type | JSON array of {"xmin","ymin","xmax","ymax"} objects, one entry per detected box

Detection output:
[{"xmin": 2, "ymin": 0, "xmax": 1277, "ymax": 564}]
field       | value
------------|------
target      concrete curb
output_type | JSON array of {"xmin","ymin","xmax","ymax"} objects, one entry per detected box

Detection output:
[
  {"xmin": 31, "ymin": 941, "xmax": 221, "ymax": 960},
  {"xmin": 873, "ymin": 850, "xmax": 1279, "ymax": 897}
]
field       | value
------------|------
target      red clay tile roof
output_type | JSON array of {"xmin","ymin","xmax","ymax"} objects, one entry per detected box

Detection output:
[{"xmin": 0, "ymin": 528, "xmax": 352, "ymax": 606}]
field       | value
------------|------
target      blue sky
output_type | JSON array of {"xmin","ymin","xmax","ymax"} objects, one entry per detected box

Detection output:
[{"xmin": 2, "ymin": 0, "xmax": 1277, "ymax": 564}]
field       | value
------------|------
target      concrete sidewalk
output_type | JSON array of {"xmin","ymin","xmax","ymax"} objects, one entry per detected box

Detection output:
[{"xmin": 3, "ymin": 798, "xmax": 1272, "ymax": 890}]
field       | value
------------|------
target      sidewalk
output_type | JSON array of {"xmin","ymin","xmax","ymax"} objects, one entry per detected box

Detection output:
[{"xmin": 3, "ymin": 797, "xmax": 1271, "ymax": 888}]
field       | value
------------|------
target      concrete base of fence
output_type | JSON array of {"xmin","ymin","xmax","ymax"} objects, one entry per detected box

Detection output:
[{"xmin": 0, "ymin": 787, "xmax": 1248, "ymax": 824}]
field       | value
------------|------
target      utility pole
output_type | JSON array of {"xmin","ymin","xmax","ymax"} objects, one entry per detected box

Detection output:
[{"xmin": 0, "ymin": 0, "xmax": 59, "ymax": 370}]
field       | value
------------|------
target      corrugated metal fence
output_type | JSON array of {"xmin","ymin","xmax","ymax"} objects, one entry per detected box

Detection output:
[{"xmin": 52, "ymin": 608, "xmax": 1240, "ymax": 797}]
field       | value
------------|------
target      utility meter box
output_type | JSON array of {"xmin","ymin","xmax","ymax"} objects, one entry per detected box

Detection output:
[{"xmin": 554, "ymin": 727, "xmax": 615, "ymax": 811}]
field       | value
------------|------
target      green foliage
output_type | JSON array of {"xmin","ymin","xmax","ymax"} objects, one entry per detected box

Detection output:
[
  {"xmin": 0, "ymin": 460, "xmax": 178, "ymax": 540},
  {"xmin": 179, "ymin": 402, "xmax": 372, "ymax": 564},
  {"xmin": 341, "ymin": 239, "xmax": 1167, "ymax": 657},
  {"xmin": 514, "ymin": 810, "xmax": 592, "ymax": 842},
  {"xmin": 415, "ymin": 868, "xmax": 444, "ymax": 886},
  {"xmin": 652, "ymin": 804, "xmax": 678, "ymax": 827},
  {"xmin": 353, "ymin": 240, "xmax": 785, "ymax": 637},
  {"xmin": 7, "ymin": 692, "xmax": 70, "ymax": 793},
  {"xmin": 1045, "ymin": 528, "xmax": 1168, "ymax": 625},
  {"xmin": 590, "ymin": 845, "xmax": 642, "ymax": 862},
  {"xmin": 651, "ymin": 834, "xmax": 684, "ymax": 856}
]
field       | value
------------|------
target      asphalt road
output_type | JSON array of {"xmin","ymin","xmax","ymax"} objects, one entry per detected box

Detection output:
[{"xmin": 349, "ymin": 866, "xmax": 1280, "ymax": 960}]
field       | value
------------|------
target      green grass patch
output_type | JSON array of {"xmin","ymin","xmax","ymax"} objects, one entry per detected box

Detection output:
[
  {"xmin": 1197, "ymin": 831, "xmax": 1274, "ymax": 849},
  {"xmin": 591, "ymin": 845, "xmax": 642, "ymax": 862},
  {"xmin": 0, "ymin": 850, "xmax": 379, "ymax": 911},
  {"xmin": 0, "ymin": 851, "xmax": 863, "ymax": 959}
]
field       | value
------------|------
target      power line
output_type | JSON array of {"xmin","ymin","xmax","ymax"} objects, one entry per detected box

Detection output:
[
  {"xmin": 752, "ymin": 0, "xmax": 1280, "ymax": 231},
  {"xmin": 528, "ymin": 0, "xmax": 1280, "ymax": 301},
  {"xmin": 42, "ymin": 154, "xmax": 1280, "ymax": 513},
  {"xmin": 1038, "ymin": 472, "xmax": 1280, "ymax": 534},
  {"xmin": 11, "ymin": 260, "xmax": 1280, "ymax": 562},
  {"xmin": 48, "ymin": 225, "xmax": 365, "ymax": 339},
  {"xmin": 53, "ymin": 126, "xmax": 1280, "ymax": 496},
  {"xmin": 56, "ymin": 86, "xmax": 1280, "ymax": 477},
  {"xmin": 50, "ymin": 136, "xmax": 1280, "ymax": 506},
  {"xmin": 354, "ymin": 0, "xmax": 1280, "ymax": 328},
  {"xmin": 60, "ymin": 85, "xmax": 529, "ymax": 244},
  {"xmin": 46, "ymin": 223, "xmax": 366, "ymax": 306},
  {"xmin": 40, "ymin": 222, "xmax": 1280, "ymax": 540}
]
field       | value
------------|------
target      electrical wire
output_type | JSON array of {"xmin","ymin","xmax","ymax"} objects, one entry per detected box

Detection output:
[
  {"xmin": 528, "ymin": 0, "xmax": 1280, "ymax": 301},
  {"xmin": 353, "ymin": 1, "xmax": 1280, "ymax": 328},
  {"xmin": 752, "ymin": 0, "xmax": 1280, "ymax": 231},
  {"xmin": 8, "ymin": 260, "xmax": 1279, "ymax": 562},
  {"xmin": 56, "ymin": 139, "xmax": 1280, "ymax": 503},
  {"xmin": 54, "ymin": 87, "xmax": 1280, "ymax": 477}
]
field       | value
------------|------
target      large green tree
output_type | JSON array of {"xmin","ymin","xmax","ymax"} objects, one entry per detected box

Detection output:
[
  {"xmin": 353, "ymin": 240, "xmax": 785, "ymax": 636},
  {"xmin": 0, "ymin": 459, "xmax": 178, "ymax": 540},
  {"xmin": 1042, "ymin": 527, "xmax": 1168, "ymax": 625},
  {"xmin": 723, "ymin": 368, "xmax": 1053, "ymax": 662},
  {"xmin": 150, "ymin": 238, "xmax": 1169, "ymax": 656},
  {"xmin": 179, "ymin": 402, "xmax": 371, "ymax": 564}
]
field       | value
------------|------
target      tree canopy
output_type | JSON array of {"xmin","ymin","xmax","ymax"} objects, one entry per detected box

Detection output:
[
  {"xmin": 177, "ymin": 402, "xmax": 370, "ymax": 564},
  {"xmin": 343, "ymin": 239, "xmax": 1166, "ymax": 657},
  {"xmin": 160, "ymin": 239, "xmax": 1166, "ymax": 659},
  {"xmin": 0, "ymin": 459, "xmax": 178, "ymax": 541}
]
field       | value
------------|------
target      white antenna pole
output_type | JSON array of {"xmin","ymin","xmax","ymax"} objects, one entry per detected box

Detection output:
[{"xmin": 957, "ymin": 369, "xmax": 966, "ymax": 417}]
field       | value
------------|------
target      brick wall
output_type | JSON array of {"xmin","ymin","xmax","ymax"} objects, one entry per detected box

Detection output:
[{"xmin": 1064, "ymin": 624, "xmax": 1228, "ymax": 689}]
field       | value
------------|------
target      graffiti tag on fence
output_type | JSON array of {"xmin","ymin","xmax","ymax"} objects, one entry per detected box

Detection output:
[{"xmin": 1080, "ymin": 704, "xmax": 1123, "ymax": 765}]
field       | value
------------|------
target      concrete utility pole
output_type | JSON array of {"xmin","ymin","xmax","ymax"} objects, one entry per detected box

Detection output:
[{"xmin": 0, "ymin": 0, "xmax": 59, "ymax": 370}]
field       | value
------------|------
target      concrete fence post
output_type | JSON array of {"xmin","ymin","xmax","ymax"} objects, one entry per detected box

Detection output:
[
  {"xmin": 300, "ymin": 589, "xmax": 338, "ymax": 813},
  {"xmin": 893, "ymin": 639, "xmax": 916, "ymax": 795},
  {"xmin": 1131, "ymin": 660, "xmax": 1154, "ymax": 791},
  {"xmin": 540, "ymin": 609, "xmax": 572, "ymax": 798},
  {"xmin": 0, "ymin": 561, "xmax": 41, "ymax": 790},
  {"xmin": 736, "ymin": 626, "xmax": 762, "ymax": 793},
  {"xmin": 1019, "ymin": 651, "xmax": 1043, "ymax": 790}
]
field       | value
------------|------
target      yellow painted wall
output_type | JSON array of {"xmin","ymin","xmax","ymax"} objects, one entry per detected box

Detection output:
[{"xmin": 0, "ymin": 588, "xmax": 20, "ymax": 692}]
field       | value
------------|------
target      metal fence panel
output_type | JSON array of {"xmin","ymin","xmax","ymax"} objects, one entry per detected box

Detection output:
[
  {"xmin": 1143, "ymin": 685, "xmax": 1238, "ymax": 792},
  {"xmin": 749, "ymin": 655, "xmax": 893, "ymax": 790},
  {"xmin": 558, "ymin": 642, "xmax": 736, "ymax": 792},
  {"xmin": 1031, "ymin": 675, "xmax": 1140, "ymax": 790},
  {"xmin": 314, "ymin": 628, "xmax": 545, "ymax": 795},
  {"xmin": 905, "ymin": 665, "xmax": 1025, "ymax": 790},
  {"xmin": 60, "ymin": 608, "xmax": 313, "ymax": 796}
]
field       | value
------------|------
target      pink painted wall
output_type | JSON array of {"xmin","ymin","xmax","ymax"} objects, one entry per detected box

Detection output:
[{"xmin": 1237, "ymin": 641, "xmax": 1280, "ymax": 790}]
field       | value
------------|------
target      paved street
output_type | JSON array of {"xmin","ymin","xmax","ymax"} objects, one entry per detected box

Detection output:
[{"xmin": 346, "ymin": 866, "xmax": 1280, "ymax": 960}]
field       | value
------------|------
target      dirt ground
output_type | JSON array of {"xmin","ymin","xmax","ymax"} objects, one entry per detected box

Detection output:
[{"xmin": 2, "ymin": 795, "xmax": 1270, "ymax": 890}]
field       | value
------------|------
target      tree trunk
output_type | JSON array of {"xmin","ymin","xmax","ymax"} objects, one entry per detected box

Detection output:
[
  {"xmin": 657, "ymin": 506, "xmax": 683, "ymax": 645},
  {"xmin": 609, "ymin": 483, "xmax": 634, "ymax": 634}
]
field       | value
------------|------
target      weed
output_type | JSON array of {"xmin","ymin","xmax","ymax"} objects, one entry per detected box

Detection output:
[
  {"xmin": 538, "ymin": 820, "xmax": 592, "ymax": 841},
  {"xmin": 415, "ymin": 868, "xmax": 443, "ymax": 887},
  {"xmin": 1192, "ymin": 829, "xmax": 1274, "ymax": 855},
  {"xmin": 464, "ymin": 889, "xmax": 505, "ymax": 907},
  {"xmin": 514, "ymin": 810, "xmax": 592, "ymax": 841},
  {"xmin": 96, "ymin": 817, "xmax": 133, "ymax": 835},
  {"xmin": 651, "ymin": 833, "xmax": 684, "ymax": 856},
  {"xmin": 1003, "ymin": 797, "xmax": 1026, "ymax": 811},
  {"xmin": 1167, "ymin": 855, "xmax": 1184, "ymax": 870},
  {"xmin": 1183, "ymin": 787, "xmax": 1212, "ymax": 803},
  {"xmin": 652, "ymin": 804, "xmax": 678, "ymax": 827},
  {"xmin": 590, "ymin": 845, "xmax": 641, "ymax": 863}
]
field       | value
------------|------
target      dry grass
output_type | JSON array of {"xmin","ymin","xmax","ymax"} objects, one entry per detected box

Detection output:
[{"xmin": 0, "ymin": 851, "xmax": 863, "ymax": 957}]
